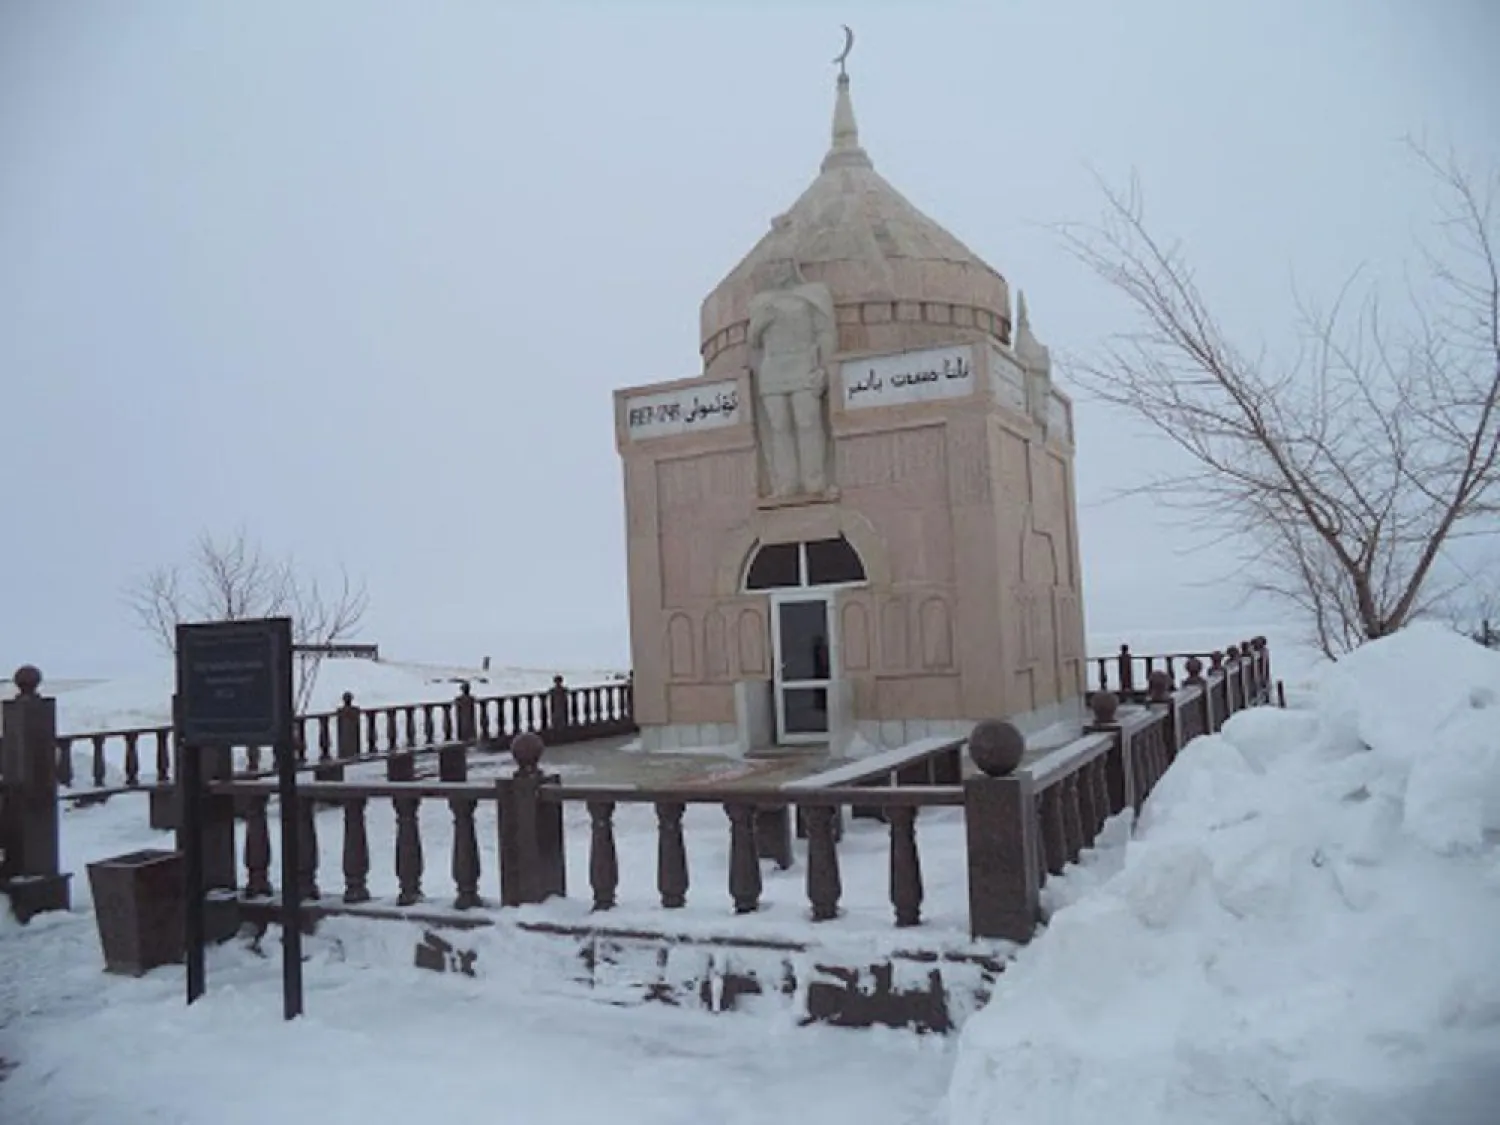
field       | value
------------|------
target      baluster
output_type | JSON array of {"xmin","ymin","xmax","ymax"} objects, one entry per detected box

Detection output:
[
  {"xmin": 1118, "ymin": 644, "xmax": 1134, "ymax": 696},
  {"xmin": 247, "ymin": 745, "xmax": 263, "ymax": 773},
  {"xmin": 318, "ymin": 716, "xmax": 332, "ymax": 763},
  {"xmin": 385, "ymin": 709, "xmax": 398, "ymax": 754},
  {"xmin": 1089, "ymin": 756, "xmax": 1112, "ymax": 830},
  {"xmin": 1033, "ymin": 794, "xmax": 1048, "ymax": 889},
  {"xmin": 442, "ymin": 704, "xmax": 454, "ymax": 742},
  {"xmin": 1132, "ymin": 734, "xmax": 1151, "ymax": 811},
  {"xmin": 297, "ymin": 795, "xmax": 320, "ymax": 900},
  {"xmin": 588, "ymin": 801, "xmax": 618, "ymax": 911},
  {"xmin": 155, "ymin": 730, "xmax": 171, "ymax": 784},
  {"xmin": 403, "ymin": 706, "xmax": 417, "ymax": 749},
  {"xmin": 245, "ymin": 795, "xmax": 273, "ymax": 897},
  {"xmin": 1154, "ymin": 728, "xmax": 1171, "ymax": 787},
  {"xmin": 1076, "ymin": 762, "xmax": 1098, "ymax": 847},
  {"xmin": 123, "ymin": 733, "xmax": 141, "ymax": 787},
  {"xmin": 888, "ymin": 806, "xmax": 923, "ymax": 927},
  {"xmin": 450, "ymin": 796, "xmax": 482, "ymax": 909},
  {"xmin": 91, "ymin": 735, "xmax": 106, "ymax": 788},
  {"xmin": 365, "ymin": 711, "xmax": 379, "ymax": 753},
  {"xmin": 478, "ymin": 699, "xmax": 492, "ymax": 740},
  {"xmin": 724, "ymin": 804, "xmax": 762, "ymax": 914},
  {"xmin": 343, "ymin": 798, "xmax": 371, "ymax": 903},
  {"xmin": 55, "ymin": 736, "xmax": 73, "ymax": 787},
  {"xmin": 422, "ymin": 704, "xmax": 435, "ymax": 746},
  {"xmin": 1040, "ymin": 786, "xmax": 1067, "ymax": 876},
  {"xmin": 805, "ymin": 805, "xmax": 842, "ymax": 922},
  {"xmin": 656, "ymin": 802, "xmax": 689, "ymax": 908},
  {"xmin": 394, "ymin": 795, "xmax": 424, "ymax": 905},
  {"xmin": 1095, "ymin": 657, "xmax": 1109, "ymax": 693},
  {"xmin": 1166, "ymin": 655, "xmax": 1177, "ymax": 683},
  {"xmin": 1061, "ymin": 774, "xmax": 1084, "ymax": 863}
]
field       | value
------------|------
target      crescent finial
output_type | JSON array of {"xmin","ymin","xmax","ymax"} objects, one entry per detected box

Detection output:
[{"xmin": 834, "ymin": 25, "xmax": 855, "ymax": 77}]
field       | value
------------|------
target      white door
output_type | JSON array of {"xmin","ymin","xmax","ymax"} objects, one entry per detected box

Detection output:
[{"xmin": 771, "ymin": 593, "xmax": 836, "ymax": 745}]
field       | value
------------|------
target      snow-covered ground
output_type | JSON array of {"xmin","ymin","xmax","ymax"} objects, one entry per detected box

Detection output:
[
  {"xmin": 9, "ymin": 658, "xmax": 625, "ymax": 736},
  {"xmin": 16, "ymin": 625, "xmax": 1320, "ymax": 736},
  {"xmin": 7, "ymin": 623, "xmax": 1494, "ymax": 1124}
]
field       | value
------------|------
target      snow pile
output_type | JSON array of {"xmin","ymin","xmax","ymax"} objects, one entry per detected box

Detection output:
[{"xmin": 947, "ymin": 623, "xmax": 1500, "ymax": 1125}]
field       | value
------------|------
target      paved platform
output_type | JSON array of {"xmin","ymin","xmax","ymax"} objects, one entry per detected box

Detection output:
[{"xmin": 413, "ymin": 722, "xmax": 1080, "ymax": 791}]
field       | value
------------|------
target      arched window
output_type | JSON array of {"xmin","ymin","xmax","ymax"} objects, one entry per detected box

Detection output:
[{"xmin": 743, "ymin": 535, "xmax": 867, "ymax": 592}]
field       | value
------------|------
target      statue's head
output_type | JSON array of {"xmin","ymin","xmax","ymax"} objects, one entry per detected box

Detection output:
[{"xmin": 756, "ymin": 254, "xmax": 805, "ymax": 293}]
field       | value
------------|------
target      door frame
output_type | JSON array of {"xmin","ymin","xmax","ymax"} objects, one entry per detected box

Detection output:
[{"xmin": 769, "ymin": 589, "xmax": 839, "ymax": 745}]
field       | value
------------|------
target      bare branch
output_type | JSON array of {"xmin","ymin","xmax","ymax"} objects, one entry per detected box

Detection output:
[
  {"xmin": 122, "ymin": 531, "xmax": 371, "ymax": 712},
  {"xmin": 1062, "ymin": 142, "xmax": 1500, "ymax": 653}
]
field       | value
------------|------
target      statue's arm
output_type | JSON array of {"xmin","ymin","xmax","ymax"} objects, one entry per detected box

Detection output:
[
  {"xmin": 747, "ymin": 299, "xmax": 770, "ymax": 349},
  {"xmin": 747, "ymin": 308, "xmax": 770, "ymax": 377},
  {"xmin": 814, "ymin": 294, "xmax": 838, "ymax": 369}
]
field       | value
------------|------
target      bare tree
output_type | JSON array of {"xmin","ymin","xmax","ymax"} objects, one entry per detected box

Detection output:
[
  {"xmin": 1060, "ymin": 143, "xmax": 1500, "ymax": 657},
  {"xmin": 125, "ymin": 529, "xmax": 370, "ymax": 710}
]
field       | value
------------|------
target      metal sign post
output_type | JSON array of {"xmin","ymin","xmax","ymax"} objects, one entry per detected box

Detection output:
[{"xmin": 175, "ymin": 617, "xmax": 299, "ymax": 1019}]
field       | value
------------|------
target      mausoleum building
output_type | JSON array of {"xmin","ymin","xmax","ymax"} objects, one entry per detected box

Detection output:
[{"xmin": 614, "ymin": 60, "xmax": 1086, "ymax": 754}]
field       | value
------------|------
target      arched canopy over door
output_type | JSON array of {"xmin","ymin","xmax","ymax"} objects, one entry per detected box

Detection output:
[
  {"xmin": 741, "ymin": 535, "xmax": 867, "ymax": 744},
  {"xmin": 743, "ymin": 535, "xmax": 867, "ymax": 592}
]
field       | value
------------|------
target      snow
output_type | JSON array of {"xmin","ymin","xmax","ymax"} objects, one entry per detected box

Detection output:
[
  {"xmin": 0, "ymin": 912, "xmax": 955, "ymax": 1125},
  {"xmin": 946, "ymin": 623, "xmax": 1500, "ymax": 1125},
  {"xmin": 36, "ymin": 657, "xmax": 623, "ymax": 735},
  {"xmin": 6, "ymin": 623, "xmax": 1497, "ymax": 1123}
]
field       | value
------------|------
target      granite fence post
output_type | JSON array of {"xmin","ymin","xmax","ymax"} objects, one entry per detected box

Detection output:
[{"xmin": 0, "ymin": 666, "xmax": 72, "ymax": 922}]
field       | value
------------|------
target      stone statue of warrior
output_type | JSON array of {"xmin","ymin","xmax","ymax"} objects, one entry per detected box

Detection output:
[{"xmin": 747, "ymin": 256, "xmax": 838, "ymax": 498}]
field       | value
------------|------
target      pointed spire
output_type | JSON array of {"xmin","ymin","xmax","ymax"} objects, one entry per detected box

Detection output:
[
  {"xmin": 821, "ymin": 71, "xmax": 872, "ymax": 173},
  {"xmin": 1014, "ymin": 289, "xmax": 1050, "ymax": 368}
]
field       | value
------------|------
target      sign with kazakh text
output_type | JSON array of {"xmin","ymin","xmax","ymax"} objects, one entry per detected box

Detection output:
[
  {"xmin": 625, "ymin": 381, "xmax": 742, "ymax": 440},
  {"xmin": 840, "ymin": 345, "xmax": 975, "ymax": 410}
]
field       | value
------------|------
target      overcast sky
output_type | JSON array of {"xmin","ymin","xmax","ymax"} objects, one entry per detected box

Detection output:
[{"xmin": 2, "ymin": 0, "xmax": 1497, "ymax": 678}]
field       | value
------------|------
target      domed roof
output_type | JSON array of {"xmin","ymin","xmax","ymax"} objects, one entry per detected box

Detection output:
[{"xmin": 699, "ymin": 72, "xmax": 1012, "ymax": 376}]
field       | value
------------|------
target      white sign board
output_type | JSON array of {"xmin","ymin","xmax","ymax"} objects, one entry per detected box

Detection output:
[
  {"xmin": 989, "ymin": 345, "xmax": 1028, "ymax": 414},
  {"xmin": 624, "ymin": 381, "xmax": 742, "ymax": 440},
  {"xmin": 840, "ymin": 344, "xmax": 975, "ymax": 410}
]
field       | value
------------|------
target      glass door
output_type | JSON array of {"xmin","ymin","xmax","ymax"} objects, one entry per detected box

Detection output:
[{"xmin": 771, "ymin": 594, "xmax": 834, "ymax": 744}]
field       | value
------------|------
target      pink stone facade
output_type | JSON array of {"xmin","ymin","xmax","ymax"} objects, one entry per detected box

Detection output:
[{"xmin": 614, "ymin": 338, "xmax": 1086, "ymax": 751}]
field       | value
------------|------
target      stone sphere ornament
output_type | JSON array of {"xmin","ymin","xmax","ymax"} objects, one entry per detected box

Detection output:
[
  {"xmin": 511, "ymin": 732, "xmax": 545, "ymax": 775},
  {"xmin": 1147, "ymin": 669, "xmax": 1174, "ymax": 703},
  {"xmin": 968, "ymin": 719, "xmax": 1026, "ymax": 777},
  {"xmin": 13, "ymin": 665, "xmax": 42, "ymax": 696},
  {"xmin": 1090, "ymin": 690, "xmax": 1120, "ymax": 725}
]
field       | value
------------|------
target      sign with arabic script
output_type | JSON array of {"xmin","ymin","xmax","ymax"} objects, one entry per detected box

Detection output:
[
  {"xmin": 624, "ymin": 381, "xmax": 742, "ymax": 440},
  {"xmin": 840, "ymin": 345, "xmax": 976, "ymax": 410}
]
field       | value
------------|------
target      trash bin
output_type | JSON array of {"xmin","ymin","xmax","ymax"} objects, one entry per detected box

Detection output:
[{"xmin": 86, "ymin": 848, "xmax": 184, "ymax": 976}]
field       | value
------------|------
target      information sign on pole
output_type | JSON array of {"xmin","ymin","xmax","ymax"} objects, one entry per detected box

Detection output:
[{"xmin": 174, "ymin": 617, "xmax": 302, "ymax": 1019}]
